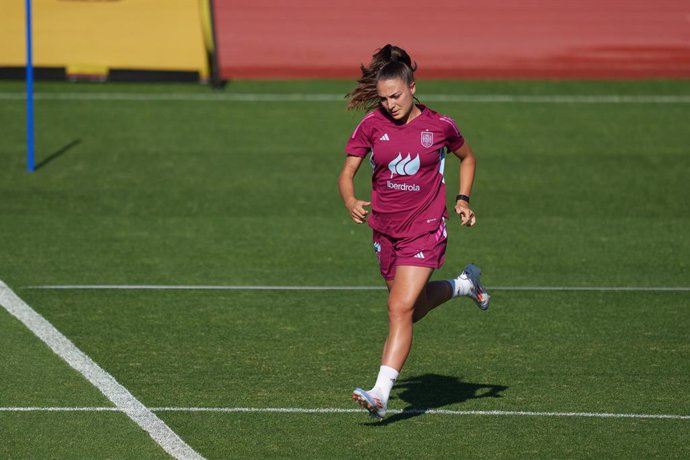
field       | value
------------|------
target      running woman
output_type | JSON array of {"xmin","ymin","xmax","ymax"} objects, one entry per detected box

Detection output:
[{"xmin": 338, "ymin": 44, "xmax": 490, "ymax": 419}]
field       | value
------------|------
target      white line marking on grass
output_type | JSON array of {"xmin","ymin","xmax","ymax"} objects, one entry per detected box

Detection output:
[
  {"xmin": 25, "ymin": 284, "xmax": 690, "ymax": 292},
  {"xmin": 28, "ymin": 285, "xmax": 385, "ymax": 291},
  {"xmin": 2, "ymin": 406, "xmax": 688, "ymax": 420},
  {"xmin": 0, "ymin": 280, "xmax": 204, "ymax": 460},
  {"xmin": 151, "ymin": 407, "xmax": 690, "ymax": 420},
  {"xmin": 0, "ymin": 407, "xmax": 121, "ymax": 412},
  {"xmin": 491, "ymin": 286, "xmax": 690, "ymax": 292},
  {"xmin": 1, "ymin": 92, "xmax": 690, "ymax": 104}
]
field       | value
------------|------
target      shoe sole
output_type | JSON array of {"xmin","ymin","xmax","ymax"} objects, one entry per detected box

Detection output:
[
  {"xmin": 464, "ymin": 264, "xmax": 490, "ymax": 311},
  {"xmin": 352, "ymin": 388, "xmax": 384, "ymax": 419},
  {"xmin": 475, "ymin": 290, "xmax": 490, "ymax": 310}
]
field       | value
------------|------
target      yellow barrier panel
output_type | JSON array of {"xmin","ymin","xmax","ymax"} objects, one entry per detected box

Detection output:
[
  {"xmin": 199, "ymin": 0, "xmax": 214, "ymax": 54},
  {"xmin": 1, "ymin": 0, "xmax": 209, "ymax": 79}
]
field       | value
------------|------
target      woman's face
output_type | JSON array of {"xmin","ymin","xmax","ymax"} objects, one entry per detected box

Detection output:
[{"xmin": 376, "ymin": 77, "xmax": 416, "ymax": 123}]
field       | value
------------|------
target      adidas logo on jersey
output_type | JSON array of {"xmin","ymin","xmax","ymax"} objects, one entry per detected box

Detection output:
[
  {"xmin": 414, "ymin": 251, "xmax": 425, "ymax": 259},
  {"xmin": 379, "ymin": 133, "xmax": 390, "ymax": 141}
]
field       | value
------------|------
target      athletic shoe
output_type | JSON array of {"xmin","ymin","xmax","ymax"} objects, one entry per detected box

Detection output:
[
  {"xmin": 352, "ymin": 388, "xmax": 386, "ymax": 419},
  {"xmin": 460, "ymin": 263, "xmax": 490, "ymax": 310}
]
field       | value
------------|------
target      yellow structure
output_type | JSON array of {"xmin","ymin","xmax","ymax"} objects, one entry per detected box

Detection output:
[{"xmin": 1, "ymin": 0, "xmax": 209, "ymax": 79}]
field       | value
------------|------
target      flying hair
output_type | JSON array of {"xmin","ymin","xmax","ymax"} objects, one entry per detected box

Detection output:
[{"xmin": 346, "ymin": 44, "xmax": 418, "ymax": 112}]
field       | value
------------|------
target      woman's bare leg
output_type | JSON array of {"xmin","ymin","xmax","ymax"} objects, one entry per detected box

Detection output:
[
  {"xmin": 412, "ymin": 280, "xmax": 454, "ymax": 322},
  {"xmin": 353, "ymin": 266, "xmax": 456, "ymax": 418},
  {"xmin": 380, "ymin": 265, "xmax": 434, "ymax": 371}
]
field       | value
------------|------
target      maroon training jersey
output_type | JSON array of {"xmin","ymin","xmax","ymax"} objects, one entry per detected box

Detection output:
[{"xmin": 345, "ymin": 105, "xmax": 465, "ymax": 238}]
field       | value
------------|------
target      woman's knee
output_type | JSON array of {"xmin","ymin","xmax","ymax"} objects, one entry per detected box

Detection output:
[{"xmin": 387, "ymin": 298, "xmax": 415, "ymax": 322}]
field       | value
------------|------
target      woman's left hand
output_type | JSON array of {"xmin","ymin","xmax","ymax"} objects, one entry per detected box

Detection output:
[{"xmin": 455, "ymin": 202, "xmax": 477, "ymax": 227}]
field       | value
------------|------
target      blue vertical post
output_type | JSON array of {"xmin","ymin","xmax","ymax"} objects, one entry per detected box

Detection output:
[{"xmin": 26, "ymin": 0, "xmax": 35, "ymax": 172}]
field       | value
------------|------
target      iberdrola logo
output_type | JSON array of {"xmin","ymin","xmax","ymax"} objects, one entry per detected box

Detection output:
[{"xmin": 388, "ymin": 153, "xmax": 420, "ymax": 178}]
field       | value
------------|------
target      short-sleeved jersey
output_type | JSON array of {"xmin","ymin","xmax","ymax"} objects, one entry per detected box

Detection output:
[{"xmin": 345, "ymin": 105, "xmax": 464, "ymax": 238}]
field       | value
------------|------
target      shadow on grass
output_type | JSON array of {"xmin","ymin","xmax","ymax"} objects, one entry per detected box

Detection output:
[
  {"xmin": 35, "ymin": 139, "xmax": 81, "ymax": 170},
  {"xmin": 365, "ymin": 373, "xmax": 507, "ymax": 426}
]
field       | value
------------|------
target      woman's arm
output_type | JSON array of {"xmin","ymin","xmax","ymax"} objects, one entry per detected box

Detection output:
[
  {"xmin": 451, "ymin": 142, "xmax": 478, "ymax": 227},
  {"xmin": 338, "ymin": 155, "xmax": 371, "ymax": 224}
]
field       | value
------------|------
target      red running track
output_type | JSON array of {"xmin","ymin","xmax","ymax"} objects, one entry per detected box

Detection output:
[{"xmin": 212, "ymin": 0, "xmax": 690, "ymax": 79}]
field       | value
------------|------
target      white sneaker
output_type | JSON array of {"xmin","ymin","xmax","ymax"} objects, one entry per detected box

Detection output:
[
  {"xmin": 459, "ymin": 263, "xmax": 490, "ymax": 310},
  {"xmin": 352, "ymin": 388, "xmax": 386, "ymax": 419}
]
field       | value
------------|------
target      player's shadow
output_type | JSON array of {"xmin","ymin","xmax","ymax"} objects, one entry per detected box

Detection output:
[
  {"xmin": 367, "ymin": 373, "xmax": 507, "ymax": 426},
  {"xmin": 35, "ymin": 139, "xmax": 81, "ymax": 170}
]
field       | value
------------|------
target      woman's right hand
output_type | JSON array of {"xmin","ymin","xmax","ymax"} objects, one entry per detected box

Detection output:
[{"xmin": 346, "ymin": 198, "xmax": 371, "ymax": 224}]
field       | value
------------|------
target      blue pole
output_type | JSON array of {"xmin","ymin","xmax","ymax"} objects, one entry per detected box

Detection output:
[{"xmin": 26, "ymin": 0, "xmax": 35, "ymax": 172}]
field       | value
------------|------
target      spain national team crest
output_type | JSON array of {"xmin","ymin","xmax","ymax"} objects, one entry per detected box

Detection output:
[{"xmin": 421, "ymin": 130, "xmax": 434, "ymax": 148}]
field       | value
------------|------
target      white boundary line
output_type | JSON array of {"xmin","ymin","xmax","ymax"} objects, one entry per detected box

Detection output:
[
  {"xmin": 1, "ymin": 92, "xmax": 690, "ymax": 104},
  {"xmin": 1, "ymin": 407, "xmax": 122, "ymax": 412},
  {"xmin": 0, "ymin": 280, "xmax": 204, "ymax": 460},
  {"xmin": 25, "ymin": 285, "xmax": 690, "ymax": 292},
  {"xmin": 152, "ymin": 407, "xmax": 690, "ymax": 420},
  {"xmin": 1, "ymin": 406, "xmax": 688, "ymax": 420}
]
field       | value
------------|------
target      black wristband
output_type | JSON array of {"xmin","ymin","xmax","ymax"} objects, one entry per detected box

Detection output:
[{"xmin": 456, "ymin": 194, "xmax": 470, "ymax": 203}]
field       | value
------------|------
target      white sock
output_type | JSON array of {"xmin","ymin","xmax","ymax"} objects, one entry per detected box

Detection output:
[
  {"xmin": 448, "ymin": 276, "xmax": 471, "ymax": 297},
  {"xmin": 371, "ymin": 365, "xmax": 399, "ymax": 402}
]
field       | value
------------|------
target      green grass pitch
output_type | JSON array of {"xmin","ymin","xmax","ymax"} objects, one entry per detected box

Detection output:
[{"xmin": 0, "ymin": 79, "xmax": 689, "ymax": 458}]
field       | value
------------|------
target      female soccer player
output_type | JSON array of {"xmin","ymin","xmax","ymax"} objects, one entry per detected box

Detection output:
[{"xmin": 338, "ymin": 44, "xmax": 490, "ymax": 419}]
